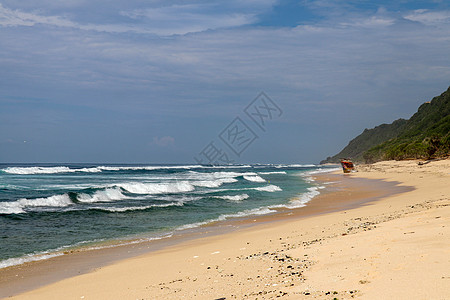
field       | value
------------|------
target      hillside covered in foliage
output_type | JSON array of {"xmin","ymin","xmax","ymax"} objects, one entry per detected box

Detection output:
[{"xmin": 321, "ymin": 86, "xmax": 450, "ymax": 164}]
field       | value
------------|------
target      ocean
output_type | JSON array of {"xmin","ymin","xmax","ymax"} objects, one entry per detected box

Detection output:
[{"xmin": 0, "ymin": 163, "xmax": 338, "ymax": 269}]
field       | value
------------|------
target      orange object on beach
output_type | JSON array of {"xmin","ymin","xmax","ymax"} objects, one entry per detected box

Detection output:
[{"xmin": 340, "ymin": 159, "xmax": 355, "ymax": 173}]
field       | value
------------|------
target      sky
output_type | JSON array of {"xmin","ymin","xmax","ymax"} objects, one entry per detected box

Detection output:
[{"xmin": 0, "ymin": 0, "xmax": 449, "ymax": 164}]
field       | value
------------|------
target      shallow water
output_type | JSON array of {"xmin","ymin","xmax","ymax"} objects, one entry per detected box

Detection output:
[{"xmin": 0, "ymin": 163, "xmax": 338, "ymax": 268}]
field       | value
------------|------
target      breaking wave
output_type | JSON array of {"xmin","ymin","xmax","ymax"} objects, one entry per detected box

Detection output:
[
  {"xmin": 1, "ymin": 165, "xmax": 255, "ymax": 175},
  {"xmin": 243, "ymin": 175, "xmax": 266, "ymax": 182},
  {"xmin": 0, "ymin": 162, "xmax": 340, "ymax": 270},
  {"xmin": 77, "ymin": 188, "xmax": 128, "ymax": 203},
  {"xmin": 304, "ymin": 167, "xmax": 341, "ymax": 175},
  {"xmin": 274, "ymin": 164, "xmax": 316, "ymax": 168},
  {"xmin": 214, "ymin": 194, "xmax": 249, "ymax": 202},
  {"xmin": 257, "ymin": 171, "xmax": 287, "ymax": 175},
  {"xmin": 254, "ymin": 185, "xmax": 282, "ymax": 192},
  {"xmin": 3, "ymin": 166, "xmax": 102, "ymax": 175},
  {"xmin": 114, "ymin": 181, "xmax": 195, "ymax": 194},
  {"xmin": 91, "ymin": 202, "xmax": 184, "ymax": 213},
  {"xmin": 274, "ymin": 186, "xmax": 323, "ymax": 209},
  {"xmin": 0, "ymin": 194, "xmax": 73, "ymax": 214},
  {"xmin": 191, "ymin": 177, "xmax": 238, "ymax": 188}
]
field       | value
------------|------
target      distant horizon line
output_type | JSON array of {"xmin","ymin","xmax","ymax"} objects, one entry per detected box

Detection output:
[{"xmin": 0, "ymin": 162, "xmax": 326, "ymax": 166}]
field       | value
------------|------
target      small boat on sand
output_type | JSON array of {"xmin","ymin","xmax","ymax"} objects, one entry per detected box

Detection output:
[{"xmin": 340, "ymin": 159, "xmax": 355, "ymax": 173}]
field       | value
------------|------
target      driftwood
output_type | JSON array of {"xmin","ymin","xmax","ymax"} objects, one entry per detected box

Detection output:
[{"xmin": 418, "ymin": 158, "xmax": 446, "ymax": 165}]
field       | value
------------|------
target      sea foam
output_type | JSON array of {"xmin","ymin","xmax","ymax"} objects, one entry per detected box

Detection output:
[
  {"xmin": 284, "ymin": 186, "xmax": 322, "ymax": 209},
  {"xmin": 254, "ymin": 185, "xmax": 282, "ymax": 192},
  {"xmin": 77, "ymin": 188, "xmax": 127, "ymax": 203},
  {"xmin": 257, "ymin": 171, "xmax": 287, "ymax": 175},
  {"xmin": 214, "ymin": 194, "xmax": 249, "ymax": 202},
  {"xmin": 243, "ymin": 175, "xmax": 266, "ymax": 182},
  {"xmin": 1, "ymin": 164, "xmax": 256, "ymax": 175},
  {"xmin": 3, "ymin": 166, "xmax": 102, "ymax": 174},
  {"xmin": 191, "ymin": 177, "xmax": 238, "ymax": 188},
  {"xmin": 175, "ymin": 206, "xmax": 275, "ymax": 231},
  {"xmin": 0, "ymin": 252, "xmax": 64, "ymax": 269},
  {"xmin": 0, "ymin": 162, "xmax": 335, "ymax": 270},
  {"xmin": 91, "ymin": 202, "xmax": 183, "ymax": 213},
  {"xmin": 115, "ymin": 181, "xmax": 195, "ymax": 194},
  {"xmin": 0, "ymin": 194, "xmax": 73, "ymax": 214}
]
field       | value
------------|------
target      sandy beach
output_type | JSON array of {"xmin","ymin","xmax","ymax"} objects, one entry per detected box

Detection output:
[{"xmin": 3, "ymin": 159, "xmax": 449, "ymax": 299}]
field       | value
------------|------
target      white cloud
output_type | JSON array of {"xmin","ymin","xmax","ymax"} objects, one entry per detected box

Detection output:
[
  {"xmin": 0, "ymin": 1, "xmax": 276, "ymax": 35},
  {"xmin": 1, "ymin": 4, "xmax": 450, "ymax": 116},
  {"xmin": 2, "ymin": 3, "xmax": 450, "ymax": 162},
  {"xmin": 121, "ymin": 4, "xmax": 257, "ymax": 35},
  {"xmin": 0, "ymin": 3, "xmax": 149, "ymax": 33},
  {"xmin": 404, "ymin": 9, "xmax": 450, "ymax": 26},
  {"xmin": 339, "ymin": 15, "xmax": 395, "ymax": 28},
  {"xmin": 0, "ymin": 3, "xmax": 75, "ymax": 27},
  {"xmin": 2, "ymin": 7, "xmax": 449, "ymax": 101}
]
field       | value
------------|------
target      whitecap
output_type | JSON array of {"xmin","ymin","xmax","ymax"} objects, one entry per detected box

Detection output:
[
  {"xmin": 3, "ymin": 166, "xmax": 102, "ymax": 175},
  {"xmin": 115, "ymin": 181, "xmax": 195, "ymax": 194},
  {"xmin": 1, "ymin": 164, "xmax": 256, "ymax": 175},
  {"xmin": 191, "ymin": 180, "xmax": 223, "ymax": 188},
  {"xmin": 214, "ymin": 194, "xmax": 249, "ymax": 202},
  {"xmin": 0, "ymin": 202, "xmax": 25, "ymax": 214},
  {"xmin": 253, "ymin": 185, "xmax": 282, "ymax": 192},
  {"xmin": 77, "ymin": 188, "xmax": 127, "ymax": 203},
  {"xmin": 0, "ymin": 194, "xmax": 73, "ymax": 214},
  {"xmin": 257, "ymin": 171, "xmax": 287, "ymax": 175},
  {"xmin": 91, "ymin": 202, "xmax": 183, "ymax": 212},
  {"xmin": 191, "ymin": 177, "xmax": 238, "ymax": 188},
  {"xmin": 274, "ymin": 164, "xmax": 316, "ymax": 168},
  {"xmin": 304, "ymin": 167, "xmax": 341, "ymax": 175},
  {"xmin": 3, "ymin": 166, "xmax": 72, "ymax": 175},
  {"xmin": 98, "ymin": 165, "xmax": 203, "ymax": 171},
  {"xmin": 243, "ymin": 175, "xmax": 266, "ymax": 182}
]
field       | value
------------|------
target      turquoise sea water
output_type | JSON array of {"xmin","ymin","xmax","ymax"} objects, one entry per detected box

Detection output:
[{"xmin": 0, "ymin": 163, "xmax": 338, "ymax": 268}]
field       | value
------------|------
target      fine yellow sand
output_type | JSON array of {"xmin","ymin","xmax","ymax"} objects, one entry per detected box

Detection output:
[{"xmin": 9, "ymin": 159, "xmax": 450, "ymax": 299}]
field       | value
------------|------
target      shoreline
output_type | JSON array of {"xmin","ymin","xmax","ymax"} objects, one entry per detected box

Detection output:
[
  {"xmin": 0, "ymin": 172, "xmax": 407, "ymax": 298},
  {"xmin": 0, "ymin": 166, "xmax": 335, "ymax": 270},
  {"xmin": 3, "ymin": 159, "xmax": 449, "ymax": 299}
]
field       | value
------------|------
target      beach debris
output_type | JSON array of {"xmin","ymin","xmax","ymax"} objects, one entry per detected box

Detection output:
[
  {"xmin": 340, "ymin": 159, "xmax": 356, "ymax": 173},
  {"xmin": 418, "ymin": 158, "xmax": 445, "ymax": 165},
  {"xmin": 359, "ymin": 279, "xmax": 370, "ymax": 284}
]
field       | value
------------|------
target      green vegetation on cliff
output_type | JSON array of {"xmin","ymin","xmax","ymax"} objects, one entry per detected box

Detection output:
[{"xmin": 321, "ymin": 86, "xmax": 450, "ymax": 164}]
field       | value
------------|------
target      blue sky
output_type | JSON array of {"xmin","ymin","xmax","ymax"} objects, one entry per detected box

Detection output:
[{"xmin": 1, "ymin": 0, "xmax": 449, "ymax": 163}]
